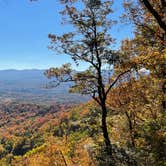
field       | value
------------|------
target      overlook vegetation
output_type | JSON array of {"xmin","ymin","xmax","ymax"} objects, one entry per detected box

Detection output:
[{"xmin": 0, "ymin": 0, "xmax": 165, "ymax": 165}]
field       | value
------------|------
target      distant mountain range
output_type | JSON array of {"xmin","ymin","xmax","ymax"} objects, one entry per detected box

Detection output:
[{"xmin": 0, "ymin": 69, "xmax": 89, "ymax": 104}]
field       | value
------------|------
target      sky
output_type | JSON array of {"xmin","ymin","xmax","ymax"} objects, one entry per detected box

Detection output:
[{"xmin": 0, "ymin": 0, "xmax": 134, "ymax": 70}]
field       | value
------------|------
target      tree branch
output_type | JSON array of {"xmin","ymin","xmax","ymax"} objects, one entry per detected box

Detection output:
[
  {"xmin": 140, "ymin": 0, "xmax": 166, "ymax": 32},
  {"xmin": 105, "ymin": 70, "xmax": 131, "ymax": 97},
  {"xmin": 92, "ymin": 91, "xmax": 102, "ymax": 106}
]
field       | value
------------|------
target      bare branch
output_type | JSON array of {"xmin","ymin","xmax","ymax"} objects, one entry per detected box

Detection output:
[
  {"xmin": 92, "ymin": 91, "xmax": 102, "ymax": 106},
  {"xmin": 105, "ymin": 70, "xmax": 131, "ymax": 97}
]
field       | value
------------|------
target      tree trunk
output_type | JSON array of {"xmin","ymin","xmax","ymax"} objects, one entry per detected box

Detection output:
[
  {"xmin": 141, "ymin": 0, "xmax": 166, "ymax": 32},
  {"xmin": 125, "ymin": 111, "xmax": 135, "ymax": 148},
  {"xmin": 101, "ymin": 102, "xmax": 112, "ymax": 155}
]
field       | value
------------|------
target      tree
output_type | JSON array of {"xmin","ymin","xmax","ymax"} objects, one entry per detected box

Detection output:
[
  {"xmin": 140, "ymin": 0, "xmax": 166, "ymax": 32},
  {"xmin": 121, "ymin": 1, "xmax": 165, "ymax": 164},
  {"xmin": 45, "ymin": 0, "xmax": 130, "ymax": 155},
  {"xmin": 123, "ymin": 0, "xmax": 165, "ymax": 111},
  {"xmin": 136, "ymin": 0, "xmax": 166, "ymax": 111},
  {"xmin": 123, "ymin": 0, "xmax": 165, "ymax": 51},
  {"xmin": 117, "ymin": 0, "xmax": 165, "ymax": 106}
]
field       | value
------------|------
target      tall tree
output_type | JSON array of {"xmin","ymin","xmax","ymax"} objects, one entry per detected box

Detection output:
[
  {"xmin": 45, "ymin": 0, "xmax": 130, "ymax": 155},
  {"xmin": 121, "ymin": 1, "xmax": 165, "ymax": 164},
  {"xmin": 140, "ymin": 0, "xmax": 166, "ymax": 32},
  {"xmin": 123, "ymin": 0, "xmax": 165, "ymax": 51},
  {"xmin": 123, "ymin": 0, "xmax": 165, "ymax": 110}
]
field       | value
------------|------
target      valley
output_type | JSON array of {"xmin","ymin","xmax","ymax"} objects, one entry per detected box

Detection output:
[{"xmin": 0, "ymin": 70, "xmax": 89, "ymax": 104}]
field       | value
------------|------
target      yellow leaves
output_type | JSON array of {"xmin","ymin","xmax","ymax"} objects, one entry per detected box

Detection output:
[
  {"xmin": 66, "ymin": 6, "xmax": 76, "ymax": 14},
  {"xmin": 136, "ymin": 50, "xmax": 166, "ymax": 78},
  {"xmin": 0, "ymin": 144, "xmax": 5, "ymax": 154},
  {"xmin": 45, "ymin": 63, "xmax": 72, "ymax": 81},
  {"xmin": 11, "ymin": 142, "xmax": 68, "ymax": 166},
  {"xmin": 136, "ymin": 138, "xmax": 146, "ymax": 148}
]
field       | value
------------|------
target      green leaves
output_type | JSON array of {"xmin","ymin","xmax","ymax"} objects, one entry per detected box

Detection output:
[{"xmin": 45, "ymin": 63, "xmax": 73, "ymax": 88}]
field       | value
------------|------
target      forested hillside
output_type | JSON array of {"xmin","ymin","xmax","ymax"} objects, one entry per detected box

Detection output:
[
  {"xmin": 0, "ymin": 82, "xmax": 165, "ymax": 165},
  {"xmin": 0, "ymin": 0, "xmax": 165, "ymax": 165},
  {"xmin": 0, "ymin": 70, "xmax": 89, "ymax": 104}
]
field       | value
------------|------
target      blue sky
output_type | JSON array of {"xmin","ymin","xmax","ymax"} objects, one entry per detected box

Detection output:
[{"xmin": 0, "ymin": 0, "xmax": 134, "ymax": 70}]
